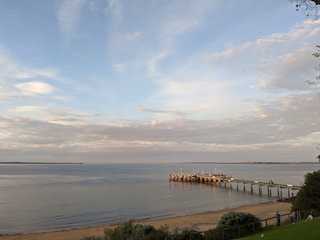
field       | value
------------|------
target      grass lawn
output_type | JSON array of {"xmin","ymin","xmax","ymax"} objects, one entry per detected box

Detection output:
[{"xmin": 237, "ymin": 217, "xmax": 320, "ymax": 240}]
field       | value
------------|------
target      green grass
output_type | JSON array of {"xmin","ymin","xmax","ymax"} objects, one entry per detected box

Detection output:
[{"xmin": 237, "ymin": 217, "xmax": 320, "ymax": 240}]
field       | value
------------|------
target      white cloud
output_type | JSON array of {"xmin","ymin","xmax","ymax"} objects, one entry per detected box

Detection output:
[
  {"xmin": 15, "ymin": 71, "xmax": 36, "ymax": 79},
  {"xmin": 203, "ymin": 20, "xmax": 320, "ymax": 93},
  {"xmin": 15, "ymin": 82, "xmax": 56, "ymax": 95},
  {"xmin": 104, "ymin": 0, "xmax": 216, "ymax": 77},
  {"xmin": 1, "ymin": 90, "xmax": 318, "ymax": 155},
  {"xmin": 0, "ymin": 45, "xmax": 66, "ymax": 84},
  {"xmin": 14, "ymin": 106, "xmax": 46, "ymax": 112},
  {"xmin": 113, "ymin": 63, "xmax": 125, "ymax": 73},
  {"xmin": 0, "ymin": 45, "xmax": 86, "ymax": 106},
  {"xmin": 148, "ymin": 51, "xmax": 169, "ymax": 76},
  {"xmin": 144, "ymin": 20, "xmax": 320, "ymax": 122},
  {"xmin": 106, "ymin": 0, "xmax": 123, "ymax": 24},
  {"xmin": 88, "ymin": 0, "xmax": 107, "ymax": 12},
  {"xmin": 0, "ymin": 88, "xmax": 319, "ymax": 162},
  {"xmin": 58, "ymin": 0, "xmax": 86, "ymax": 41},
  {"xmin": 204, "ymin": 20, "xmax": 320, "ymax": 70},
  {"xmin": 160, "ymin": 19, "xmax": 199, "ymax": 42},
  {"xmin": 125, "ymin": 31, "xmax": 144, "ymax": 41},
  {"xmin": 257, "ymin": 47, "xmax": 319, "ymax": 90}
]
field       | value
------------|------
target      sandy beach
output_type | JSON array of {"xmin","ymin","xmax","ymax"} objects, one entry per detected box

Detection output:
[{"xmin": 0, "ymin": 201, "xmax": 291, "ymax": 240}]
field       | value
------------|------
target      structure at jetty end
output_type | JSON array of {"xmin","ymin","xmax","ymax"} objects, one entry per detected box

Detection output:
[{"xmin": 169, "ymin": 172, "xmax": 301, "ymax": 199}]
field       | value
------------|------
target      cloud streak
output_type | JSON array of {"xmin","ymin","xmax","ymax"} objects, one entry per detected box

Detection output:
[
  {"xmin": 58, "ymin": 0, "xmax": 86, "ymax": 41},
  {"xmin": 15, "ymin": 82, "xmax": 56, "ymax": 95},
  {"xmin": 204, "ymin": 20, "xmax": 320, "ymax": 75}
]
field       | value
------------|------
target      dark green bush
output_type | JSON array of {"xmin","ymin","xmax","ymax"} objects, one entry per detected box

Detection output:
[
  {"xmin": 175, "ymin": 229, "xmax": 204, "ymax": 240},
  {"xmin": 81, "ymin": 237, "xmax": 104, "ymax": 240},
  {"xmin": 147, "ymin": 225, "xmax": 171, "ymax": 240},
  {"xmin": 104, "ymin": 221, "xmax": 135, "ymax": 240},
  {"xmin": 216, "ymin": 211, "xmax": 261, "ymax": 240},
  {"xmin": 218, "ymin": 211, "xmax": 260, "ymax": 227},
  {"xmin": 204, "ymin": 228, "xmax": 221, "ymax": 240},
  {"xmin": 104, "ymin": 221, "xmax": 170, "ymax": 240}
]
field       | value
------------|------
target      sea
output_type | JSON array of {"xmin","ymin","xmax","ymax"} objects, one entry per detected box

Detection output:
[{"xmin": 0, "ymin": 162, "xmax": 319, "ymax": 235}]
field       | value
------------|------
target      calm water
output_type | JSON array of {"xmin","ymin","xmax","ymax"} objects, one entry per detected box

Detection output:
[{"xmin": 0, "ymin": 162, "xmax": 319, "ymax": 235}]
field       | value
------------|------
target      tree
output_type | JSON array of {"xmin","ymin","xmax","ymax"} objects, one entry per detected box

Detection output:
[
  {"xmin": 289, "ymin": 0, "xmax": 320, "ymax": 19},
  {"xmin": 292, "ymin": 170, "xmax": 320, "ymax": 212}
]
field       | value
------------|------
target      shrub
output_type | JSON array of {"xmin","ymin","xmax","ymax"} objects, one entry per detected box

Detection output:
[
  {"xmin": 104, "ymin": 221, "xmax": 170, "ymax": 240},
  {"xmin": 147, "ymin": 229, "xmax": 169, "ymax": 240},
  {"xmin": 218, "ymin": 211, "xmax": 260, "ymax": 227},
  {"xmin": 204, "ymin": 228, "xmax": 221, "ymax": 240},
  {"xmin": 216, "ymin": 211, "xmax": 261, "ymax": 240},
  {"xmin": 148, "ymin": 225, "xmax": 171, "ymax": 240},
  {"xmin": 104, "ymin": 221, "xmax": 135, "ymax": 240},
  {"xmin": 81, "ymin": 237, "xmax": 104, "ymax": 240},
  {"xmin": 174, "ymin": 229, "xmax": 204, "ymax": 240}
]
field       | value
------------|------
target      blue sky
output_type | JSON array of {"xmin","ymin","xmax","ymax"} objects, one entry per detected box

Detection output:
[{"xmin": 0, "ymin": 0, "xmax": 319, "ymax": 163}]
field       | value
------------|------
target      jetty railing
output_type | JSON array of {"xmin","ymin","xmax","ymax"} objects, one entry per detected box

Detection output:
[{"xmin": 169, "ymin": 172, "xmax": 302, "ymax": 199}]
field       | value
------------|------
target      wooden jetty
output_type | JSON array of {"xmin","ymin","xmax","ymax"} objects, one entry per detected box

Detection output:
[{"xmin": 169, "ymin": 172, "xmax": 302, "ymax": 199}]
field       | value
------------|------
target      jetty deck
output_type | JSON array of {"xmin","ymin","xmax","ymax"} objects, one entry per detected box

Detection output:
[{"xmin": 169, "ymin": 172, "xmax": 302, "ymax": 199}]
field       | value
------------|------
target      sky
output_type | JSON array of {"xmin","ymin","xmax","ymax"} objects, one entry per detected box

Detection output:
[{"xmin": 0, "ymin": 0, "xmax": 319, "ymax": 163}]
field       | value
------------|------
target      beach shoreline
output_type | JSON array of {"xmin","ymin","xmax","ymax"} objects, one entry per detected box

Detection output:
[{"xmin": 0, "ymin": 201, "xmax": 291, "ymax": 240}]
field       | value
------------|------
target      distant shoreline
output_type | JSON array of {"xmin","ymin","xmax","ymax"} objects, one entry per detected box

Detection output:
[
  {"xmin": 184, "ymin": 161, "xmax": 318, "ymax": 164},
  {"xmin": 0, "ymin": 161, "xmax": 318, "ymax": 165},
  {"xmin": 0, "ymin": 162, "xmax": 83, "ymax": 165}
]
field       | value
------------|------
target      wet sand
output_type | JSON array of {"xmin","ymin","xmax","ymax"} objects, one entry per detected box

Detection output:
[{"xmin": 0, "ymin": 202, "xmax": 291, "ymax": 240}]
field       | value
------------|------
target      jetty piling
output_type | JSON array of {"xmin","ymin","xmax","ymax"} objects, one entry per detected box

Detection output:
[{"xmin": 169, "ymin": 172, "xmax": 301, "ymax": 199}]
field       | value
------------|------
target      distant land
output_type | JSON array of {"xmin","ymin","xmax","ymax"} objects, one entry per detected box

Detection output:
[
  {"xmin": 184, "ymin": 161, "xmax": 319, "ymax": 164},
  {"xmin": 0, "ymin": 162, "xmax": 83, "ymax": 165},
  {"xmin": 0, "ymin": 161, "xmax": 318, "ymax": 165}
]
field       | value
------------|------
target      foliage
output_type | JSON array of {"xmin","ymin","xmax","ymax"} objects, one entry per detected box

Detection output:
[
  {"xmin": 204, "ymin": 228, "xmax": 221, "ymax": 240},
  {"xmin": 289, "ymin": 0, "xmax": 320, "ymax": 19},
  {"xmin": 292, "ymin": 170, "xmax": 320, "ymax": 211},
  {"xmin": 102, "ymin": 213, "xmax": 263, "ymax": 240},
  {"xmin": 81, "ymin": 237, "xmax": 104, "ymax": 240},
  {"xmin": 314, "ymin": 45, "xmax": 320, "ymax": 58},
  {"xmin": 147, "ymin": 225, "xmax": 171, "ymax": 240},
  {"xmin": 174, "ymin": 229, "xmax": 204, "ymax": 240},
  {"xmin": 104, "ymin": 221, "xmax": 170, "ymax": 240},
  {"xmin": 216, "ymin": 211, "xmax": 261, "ymax": 240},
  {"xmin": 218, "ymin": 211, "xmax": 261, "ymax": 228},
  {"xmin": 307, "ymin": 45, "xmax": 320, "ymax": 85},
  {"xmin": 104, "ymin": 221, "xmax": 135, "ymax": 240}
]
